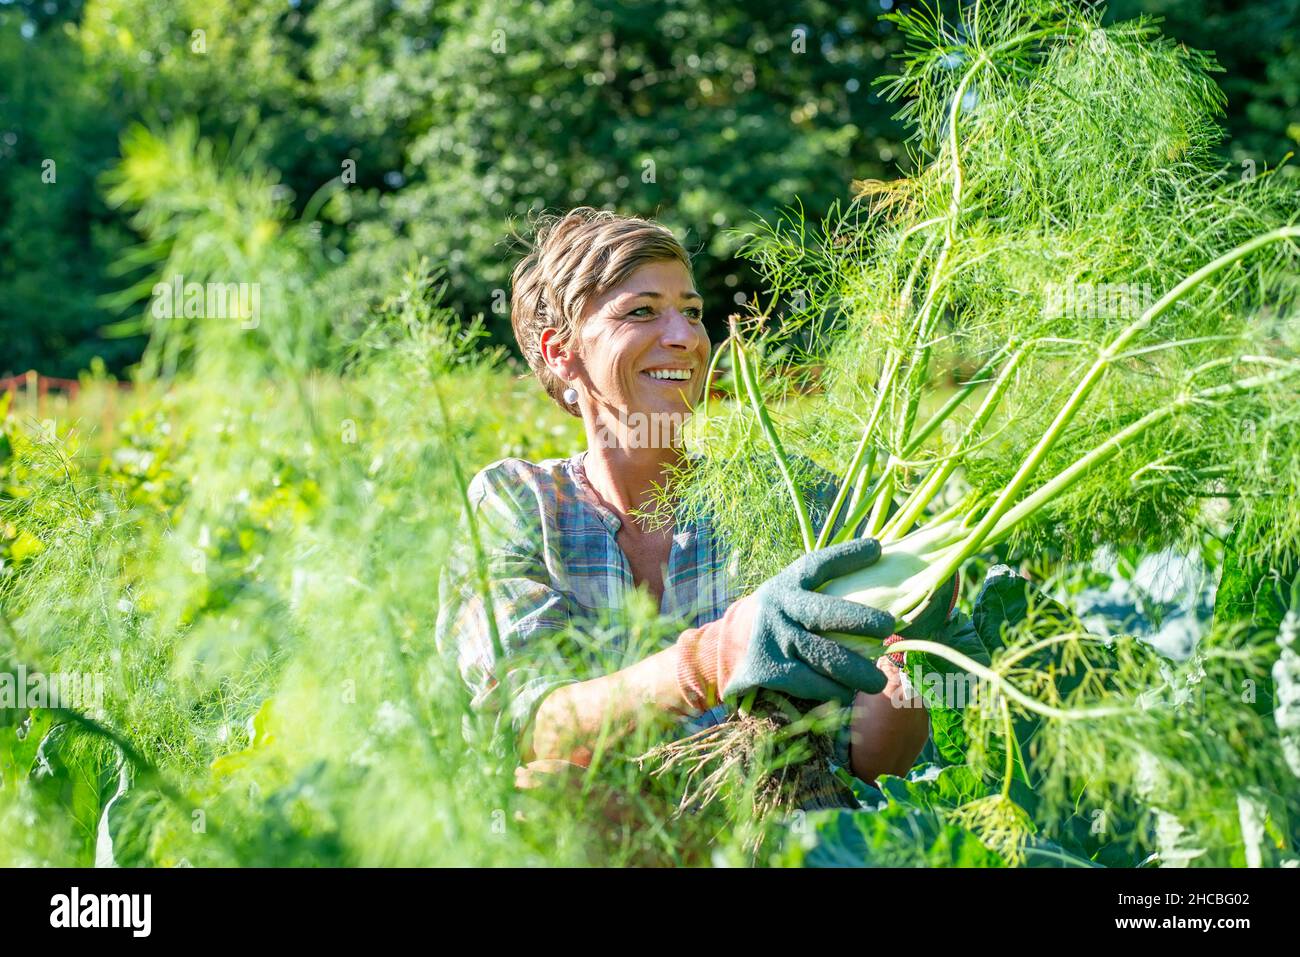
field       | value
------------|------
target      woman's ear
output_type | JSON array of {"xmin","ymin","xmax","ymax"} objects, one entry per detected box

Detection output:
[{"xmin": 539, "ymin": 327, "xmax": 577, "ymax": 383}]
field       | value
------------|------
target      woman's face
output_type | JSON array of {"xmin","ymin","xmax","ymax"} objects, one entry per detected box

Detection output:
[{"xmin": 553, "ymin": 259, "xmax": 711, "ymax": 430}]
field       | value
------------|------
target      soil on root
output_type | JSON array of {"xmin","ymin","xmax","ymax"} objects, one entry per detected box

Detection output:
[{"xmin": 638, "ymin": 692, "xmax": 858, "ymax": 836}]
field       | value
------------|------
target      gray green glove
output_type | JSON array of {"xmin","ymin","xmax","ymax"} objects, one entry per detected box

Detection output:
[{"xmin": 722, "ymin": 538, "xmax": 897, "ymax": 703}]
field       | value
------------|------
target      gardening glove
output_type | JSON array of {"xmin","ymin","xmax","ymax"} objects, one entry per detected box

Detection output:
[{"xmin": 674, "ymin": 538, "xmax": 896, "ymax": 712}]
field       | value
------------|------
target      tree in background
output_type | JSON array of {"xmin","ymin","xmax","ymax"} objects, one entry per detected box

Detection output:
[
  {"xmin": 1, "ymin": 0, "xmax": 1296, "ymax": 376},
  {"xmin": 0, "ymin": 6, "xmax": 141, "ymax": 376},
  {"xmin": 1107, "ymin": 0, "xmax": 1300, "ymax": 170},
  {"xmin": 0, "ymin": 0, "xmax": 912, "ymax": 372},
  {"xmin": 0, "ymin": 0, "xmax": 412, "ymax": 376},
  {"xmin": 326, "ymin": 0, "xmax": 911, "ymax": 345}
]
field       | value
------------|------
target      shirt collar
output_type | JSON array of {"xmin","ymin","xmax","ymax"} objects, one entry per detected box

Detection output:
[
  {"xmin": 567, "ymin": 451, "xmax": 622, "ymax": 534},
  {"xmin": 567, "ymin": 449, "xmax": 703, "ymax": 535}
]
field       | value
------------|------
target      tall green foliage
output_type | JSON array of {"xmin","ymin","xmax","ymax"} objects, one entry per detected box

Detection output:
[{"xmin": 664, "ymin": 0, "xmax": 1300, "ymax": 864}]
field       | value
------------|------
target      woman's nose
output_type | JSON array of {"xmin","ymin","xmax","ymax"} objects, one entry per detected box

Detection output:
[{"xmin": 660, "ymin": 310, "xmax": 703, "ymax": 349}]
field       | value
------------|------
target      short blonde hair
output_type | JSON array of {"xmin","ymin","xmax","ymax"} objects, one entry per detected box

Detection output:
[{"xmin": 510, "ymin": 207, "xmax": 693, "ymax": 415}]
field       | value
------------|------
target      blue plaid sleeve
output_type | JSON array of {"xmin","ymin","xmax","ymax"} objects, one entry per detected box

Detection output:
[{"xmin": 435, "ymin": 466, "xmax": 579, "ymax": 741}]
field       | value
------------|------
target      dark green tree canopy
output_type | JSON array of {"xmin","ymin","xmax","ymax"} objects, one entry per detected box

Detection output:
[{"xmin": 1, "ymin": 0, "xmax": 1295, "ymax": 376}]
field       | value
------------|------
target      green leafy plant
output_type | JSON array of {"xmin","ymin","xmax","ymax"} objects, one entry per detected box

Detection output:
[{"xmin": 659, "ymin": 0, "xmax": 1300, "ymax": 857}]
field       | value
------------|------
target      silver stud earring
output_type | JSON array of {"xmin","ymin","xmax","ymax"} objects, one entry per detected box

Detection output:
[{"xmin": 563, "ymin": 386, "xmax": 578, "ymax": 405}]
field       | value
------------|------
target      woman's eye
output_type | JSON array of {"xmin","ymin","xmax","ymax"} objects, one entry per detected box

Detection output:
[{"xmin": 624, "ymin": 305, "xmax": 703, "ymax": 321}]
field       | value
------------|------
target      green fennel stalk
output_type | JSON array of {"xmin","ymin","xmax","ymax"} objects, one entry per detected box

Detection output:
[{"xmin": 665, "ymin": 0, "xmax": 1300, "ymax": 774}]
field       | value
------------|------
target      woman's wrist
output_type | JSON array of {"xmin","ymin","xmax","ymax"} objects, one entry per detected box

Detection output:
[
  {"xmin": 672, "ymin": 597, "xmax": 755, "ymax": 714},
  {"xmin": 674, "ymin": 627, "xmax": 718, "ymax": 714},
  {"xmin": 529, "ymin": 640, "xmax": 703, "ymax": 765}
]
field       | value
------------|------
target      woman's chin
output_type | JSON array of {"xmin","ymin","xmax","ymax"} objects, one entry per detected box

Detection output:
[{"xmin": 629, "ymin": 386, "xmax": 695, "ymax": 416}]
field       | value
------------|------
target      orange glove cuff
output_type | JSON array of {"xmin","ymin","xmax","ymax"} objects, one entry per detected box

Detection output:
[{"xmin": 673, "ymin": 597, "xmax": 755, "ymax": 714}]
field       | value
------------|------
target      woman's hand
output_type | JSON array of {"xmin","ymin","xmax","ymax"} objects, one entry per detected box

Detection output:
[
  {"xmin": 675, "ymin": 538, "xmax": 897, "ymax": 710},
  {"xmin": 526, "ymin": 539, "xmax": 898, "ymax": 769}
]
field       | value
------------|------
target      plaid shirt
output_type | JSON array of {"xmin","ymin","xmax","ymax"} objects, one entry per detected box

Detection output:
[
  {"xmin": 436, "ymin": 451, "xmax": 745, "ymax": 739},
  {"xmin": 436, "ymin": 451, "xmax": 937, "ymax": 810},
  {"xmin": 437, "ymin": 451, "xmax": 984, "ymax": 813}
]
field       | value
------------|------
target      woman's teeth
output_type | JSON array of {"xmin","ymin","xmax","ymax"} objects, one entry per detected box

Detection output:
[{"xmin": 646, "ymin": 369, "xmax": 691, "ymax": 380}]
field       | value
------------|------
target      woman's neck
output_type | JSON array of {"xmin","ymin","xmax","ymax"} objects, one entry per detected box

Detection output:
[{"xmin": 578, "ymin": 438, "xmax": 684, "ymax": 525}]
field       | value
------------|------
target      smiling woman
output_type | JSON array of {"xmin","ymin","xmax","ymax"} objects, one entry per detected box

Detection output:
[{"xmin": 436, "ymin": 207, "xmax": 932, "ymax": 811}]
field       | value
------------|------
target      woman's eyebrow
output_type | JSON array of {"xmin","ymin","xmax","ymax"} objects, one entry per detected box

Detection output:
[{"xmin": 630, "ymin": 290, "xmax": 704, "ymax": 301}]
